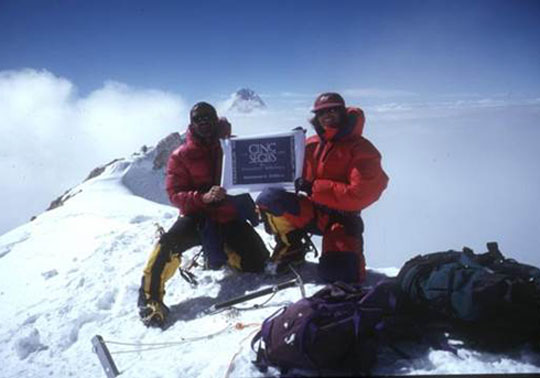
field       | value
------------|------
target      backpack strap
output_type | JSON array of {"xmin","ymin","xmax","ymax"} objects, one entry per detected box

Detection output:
[
  {"xmin": 250, "ymin": 330, "xmax": 268, "ymax": 373},
  {"xmin": 465, "ymin": 242, "xmax": 504, "ymax": 267},
  {"xmin": 250, "ymin": 329, "xmax": 262, "ymax": 353},
  {"xmin": 250, "ymin": 306, "xmax": 287, "ymax": 373}
]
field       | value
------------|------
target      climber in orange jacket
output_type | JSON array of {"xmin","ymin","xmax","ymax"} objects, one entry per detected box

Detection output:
[{"xmin": 256, "ymin": 93, "xmax": 388, "ymax": 283}]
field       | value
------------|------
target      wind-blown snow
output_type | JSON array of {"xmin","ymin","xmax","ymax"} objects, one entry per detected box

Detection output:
[{"xmin": 1, "ymin": 149, "xmax": 539, "ymax": 377}]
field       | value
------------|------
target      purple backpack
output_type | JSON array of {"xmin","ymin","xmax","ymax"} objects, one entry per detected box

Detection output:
[{"xmin": 251, "ymin": 281, "xmax": 398, "ymax": 375}]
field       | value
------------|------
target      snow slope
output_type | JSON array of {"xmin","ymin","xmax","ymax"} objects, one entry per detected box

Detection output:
[{"xmin": 1, "ymin": 144, "xmax": 540, "ymax": 378}]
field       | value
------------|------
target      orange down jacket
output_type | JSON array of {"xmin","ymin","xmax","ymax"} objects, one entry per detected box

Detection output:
[{"xmin": 303, "ymin": 107, "xmax": 389, "ymax": 213}]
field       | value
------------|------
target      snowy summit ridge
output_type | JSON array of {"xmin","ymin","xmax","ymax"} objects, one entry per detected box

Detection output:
[
  {"xmin": 1, "ymin": 131, "xmax": 540, "ymax": 377},
  {"xmin": 223, "ymin": 88, "xmax": 266, "ymax": 113},
  {"xmin": 47, "ymin": 132, "xmax": 185, "ymax": 211}
]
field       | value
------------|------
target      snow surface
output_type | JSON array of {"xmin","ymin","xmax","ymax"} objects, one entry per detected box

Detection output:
[{"xmin": 1, "ymin": 149, "xmax": 540, "ymax": 378}]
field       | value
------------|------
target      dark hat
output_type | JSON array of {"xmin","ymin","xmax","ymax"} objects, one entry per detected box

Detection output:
[
  {"xmin": 190, "ymin": 102, "xmax": 218, "ymax": 122},
  {"xmin": 311, "ymin": 92, "xmax": 346, "ymax": 112}
]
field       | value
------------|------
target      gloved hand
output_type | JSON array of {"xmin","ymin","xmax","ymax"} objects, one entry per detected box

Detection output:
[
  {"xmin": 229, "ymin": 193, "xmax": 260, "ymax": 227},
  {"xmin": 202, "ymin": 185, "xmax": 227, "ymax": 204},
  {"xmin": 217, "ymin": 117, "xmax": 232, "ymax": 138},
  {"xmin": 294, "ymin": 177, "xmax": 313, "ymax": 196},
  {"xmin": 139, "ymin": 300, "xmax": 169, "ymax": 328}
]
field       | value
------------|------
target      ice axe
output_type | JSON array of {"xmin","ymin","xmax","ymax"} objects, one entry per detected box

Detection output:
[{"xmin": 205, "ymin": 265, "xmax": 306, "ymax": 314}]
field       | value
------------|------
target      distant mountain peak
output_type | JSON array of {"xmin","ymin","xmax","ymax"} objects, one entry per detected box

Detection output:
[{"xmin": 225, "ymin": 88, "xmax": 266, "ymax": 113}]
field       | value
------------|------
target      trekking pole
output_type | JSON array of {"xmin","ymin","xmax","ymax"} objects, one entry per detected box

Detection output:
[{"xmin": 206, "ymin": 272, "xmax": 306, "ymax": 314}]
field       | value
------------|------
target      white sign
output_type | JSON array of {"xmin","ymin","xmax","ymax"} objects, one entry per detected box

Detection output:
[{"xmin": 220, "ymin": 129, "xmax": 305, "ymax": 192}]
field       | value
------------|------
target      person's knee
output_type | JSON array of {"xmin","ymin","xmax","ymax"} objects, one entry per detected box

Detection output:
[
  {"xmin": 223, "ymin": 221, "xmax": 269, "ymax": 272},
  {"xmin": 159, "ymin": 216, "xmax": 201, "ymax": 254}
]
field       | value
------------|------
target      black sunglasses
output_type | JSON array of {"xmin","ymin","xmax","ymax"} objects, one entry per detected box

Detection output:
[
  {"xmin": 193, "ymin": 114, "xmax": 216, "ymax": 123},
  {"xmin": 316, "ymin": 107, "xmax": 343, "ymax": 116}
]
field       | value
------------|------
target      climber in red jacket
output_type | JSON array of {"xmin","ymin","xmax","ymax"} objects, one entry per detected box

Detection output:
[
  {"xmin": 256, "ymin": 93, "xmax": 388, "ymax": 283},
  {"xmin": 138, "ymin": 102, "xmax": 269, "ymax": 327}
]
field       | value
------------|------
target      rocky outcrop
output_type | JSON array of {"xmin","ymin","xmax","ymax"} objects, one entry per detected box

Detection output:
[
  {"xmin": 84, "ymin": 158, "xmax": 125, "ymax": 181},
  {"xmin": 47, "ymin": 189, "xmax": 82, "ymax": 211},
  {"xmin": 121, "ymin": 132, "xmax": 185, "ymax": 206},
  {"xmin": 152, "ymin": 132, "xmax": 184, "ymax": 170}
]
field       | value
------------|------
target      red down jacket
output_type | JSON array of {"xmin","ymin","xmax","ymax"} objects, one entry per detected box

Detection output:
[
  {"xmin": 303, "ymin": 107, "xmax": 388, "ymax": 212},
  {"xmin": 165, "ymin": 120, "xmax": 238, "ymax": 223}
]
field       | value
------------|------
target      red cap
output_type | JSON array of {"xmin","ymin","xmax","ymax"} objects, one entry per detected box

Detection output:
[{"xmin": 311, "ymin": 92, "xmax": 346, "ymax": 112}]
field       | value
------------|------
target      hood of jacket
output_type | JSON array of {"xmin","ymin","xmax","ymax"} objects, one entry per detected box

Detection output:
[{"xmin": 310, "ymin": 107, "xmax": 365, "ymax": 142}]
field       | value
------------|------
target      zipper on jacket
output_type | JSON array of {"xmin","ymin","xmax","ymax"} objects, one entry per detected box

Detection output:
[
  {"xmin": 314, "ymin": 141, "xmax": 336, "ymax": 178},
  {"xmin": 212, "ymin": 144, "xmax": 223, "ymax": 186},
  {"xmin": 314, "ymin": 140, "xmax": 325, "ymax": 161},
  {"xmin": 320, "ymin": 143, "xmax": 335, "ymax": 163}
]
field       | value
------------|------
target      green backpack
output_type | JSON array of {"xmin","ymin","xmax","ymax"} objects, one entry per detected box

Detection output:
[{"xmin": 398, "ymin": 242, "xmax": 540, "ymax": 331}]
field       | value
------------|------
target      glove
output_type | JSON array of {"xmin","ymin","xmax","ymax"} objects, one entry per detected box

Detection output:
[
  {"xmin": 202, "ymin": 185, "xmax": 227, "ymax": 204},
  {"xmin": 217, "ymin": 117, "xmax": 232, "ymax": 138},
  {"xmin": 229, "ymin": 193, "xmax": 260, "ymax": 227},
  {"xmin": 294, "ymin": 177, "xmax": 313, "ymax": 196},
  {"xmin": 139, "ymin": 300, "xmax": 169, "ymax": 328}
]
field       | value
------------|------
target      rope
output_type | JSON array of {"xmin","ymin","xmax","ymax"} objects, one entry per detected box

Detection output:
[
  {"xmin": 224, "ymin": 324, "xmax": 261, "ymax": 378},
  {"xmin": 104, "ymin": 324, "xmax": 232, "ymax": 354}
]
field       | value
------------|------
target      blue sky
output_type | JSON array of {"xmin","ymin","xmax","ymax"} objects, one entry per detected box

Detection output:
[
  {"xmin": 2, "ymin": 0, "xmax": 539, "ymax": 103},
  {"xmin": 1, "ymin": 0, "xmax": 540, "ymax": 262}
]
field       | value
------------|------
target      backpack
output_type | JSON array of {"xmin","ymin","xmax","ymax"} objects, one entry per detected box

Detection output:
[
  {"xmin": 397, "ymin": 242, "xmax": 540, "ymax": 331},
  {"xmin": 251, "ymin": 281, "xmax": 399, "ymax": 375}
]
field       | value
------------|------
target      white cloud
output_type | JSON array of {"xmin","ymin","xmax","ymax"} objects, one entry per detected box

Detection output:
[
  {"xmin": 279, "ymin": 91, "xmax": 313, "ymax": 98},
  {"xmin": 1, "ymin": 69, "xmax": 76, "ymax": 159},
  {"xmin": 366, "ymin": 97, "xmax": 540, "ymax": 122},
  {"xmin": 0, "ymin": 69, "xmax": 187, "ymax": 234},
  {"xmin": 78, "ymin": 81, "xmax": 187, "ymax": 158},
  {"xmin": 343, "ymin": 88, "xmax": 418, "ymax": 98}
]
